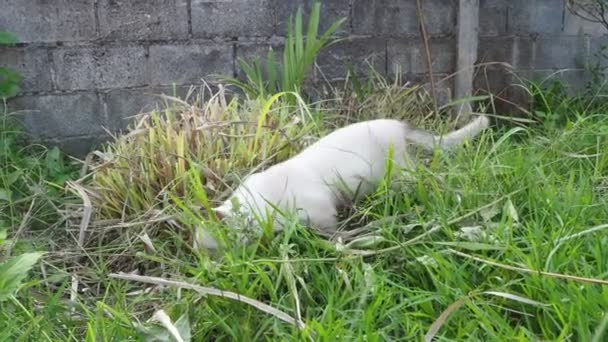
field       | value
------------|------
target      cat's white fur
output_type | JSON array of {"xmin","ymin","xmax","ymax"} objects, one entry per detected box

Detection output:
[{"xmin": 199, "ymin": 115, "xmax": 490, "ymax": 250}]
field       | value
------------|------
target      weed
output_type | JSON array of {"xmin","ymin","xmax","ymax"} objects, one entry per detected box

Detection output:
[
  {"xmin": 89, "ymin": 86, "xmax": 319, "ymax": 219},
  {"xmin": 0, "ymin": 31, "xmax": 22, "ymax": 100},
  {"xmin": 223, "ymin": 1, "xmax": 346, "ymax": 103},
  {"xmin": 2, "ymin": 9, "xmax": 608, "ymax": 339},
  {"xmin": 0, "ymin": 108, "xmax": 77, "ymax": 340}
]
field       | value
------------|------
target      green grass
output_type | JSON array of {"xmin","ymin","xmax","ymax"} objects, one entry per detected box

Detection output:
[{"xmin": 2, "ymin": 81, "xmax": 608, "ymax": 341}]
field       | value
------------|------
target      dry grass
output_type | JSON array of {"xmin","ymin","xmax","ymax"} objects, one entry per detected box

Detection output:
[{"xmin": 88, "ymin": 86, "xmax": 313, "ymax": 220}]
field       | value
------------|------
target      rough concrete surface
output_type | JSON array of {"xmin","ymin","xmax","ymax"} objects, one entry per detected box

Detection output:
[{"xmin": 1, "ymin": 0, "xmax": 605, "ymax": 156}]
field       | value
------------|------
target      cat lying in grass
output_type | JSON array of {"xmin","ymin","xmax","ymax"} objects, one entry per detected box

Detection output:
[{"xmin": 198, "ymin": 115, "xmax": 490, "ymax": 250}]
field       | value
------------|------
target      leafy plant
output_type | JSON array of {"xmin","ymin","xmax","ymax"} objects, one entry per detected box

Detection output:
[
  {"xmin": 0, "ymin": 31, "xmax": 22, "ymax": 99},
  {"xmin": 223, "ymin": 2, "xmax": 346, "ymax": 103},
  {"xmin": 0, "ymin": 240, "xmax": 43, "ymax": 301},
  {"xmin": 1, "ymin": 113, "xmax": 77, "ymax": 229},
  {"xmin": 526, "ymin": 74, "xmax": 608, "ymax": 129}
]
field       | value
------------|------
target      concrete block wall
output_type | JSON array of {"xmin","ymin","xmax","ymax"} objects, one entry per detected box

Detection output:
[
  {"xmin": 476, "ymin": 0, "xmax": 607, "ymax": 103},
  {"xmin": 0, "ymin": 0, "xmax": 605, "ymax": 156}
]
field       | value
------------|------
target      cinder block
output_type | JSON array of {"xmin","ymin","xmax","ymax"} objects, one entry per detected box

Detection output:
[
  {"xmin": 97, "ymin": 0, "xmax": 189, "ymax": 40},
  {"xmin": 275, "ymin": 0, "xmax": 351, "ymax": 36},
  {"xmin": 533, "ymin": 36, "xmax": 588, "ymax": 69},
  {"xmin": 401, "ymin": 72, "xmax": 453, "ymax": 108},
  {"xmin": 53, "ymin": 46, "xmax": 149, "ymax": 90},
  {"xmin": 148, "ymin": 43, "xmax": 233, "ymax": 86},
  {"xmin": 523, "ymin": 69, "xmax": 590, "ymax": 92},
  {"xmin": 191, "ymin": 0, "xmax": 274, "ymax": 38},
  {"xmin": 0, "ymin": 47, "xmax": 53, "ymax": 93},
  {"xmin": 590, "ymin": 35, "xmax": 608, "ymax": 67},
  {"xmin": 8, "ymin": 93, "xmax": 103, "ymax": 138},
  {"xmin": 317, "ymin": 38, "xmax": 387, "ymax": 80},
  {"xmin": 473, "ymin": 67, "xmax": 531, "ymax": 116},
  {"xmin": 101, "ymin": 88, "xmax": 161, "ymax": 132},
  {"xmin": 508, "ymin": 0, "xmax": 565, "ymax": 34},
  {"xmin": 387, "ymin": 38, "xmax": 455, "ymax": 76},
  {"xmin": 103, "ymin": 85, "xmax": 226, "ymax": 133},
  {"xmin": 353, "ymin": 0, "xmax": 456, "ymax": 37},
  {"xmin": 477, "ymin": 36, "xmax": 535, "ymax": 69},
  {"xmin": 478, "ymin": 37, "xmax": 516, "ymax": 66},
  {"xmin": 513, "ymin": 37, "xmax": 536, "ymax": 69},
  {"xmin": 479, "ymin": 0, "xmax": 508, "ymax": 36},
  {"xmin": 0, "ymin": 0, "xmax": 96, "ymax": 43},
  {"xmin": 235, "ymin": 38, "xmax": 284, "ymax": 80},
  {"xmin": 474, "ymin": 67, "xmax": 512, "ymax": 96},
  {"xmin": 563, "ymin": 7, "xmax": 607, "ymax": 36},
  {"xmin": 151, "ymin": 84, "xmax": 218, "ymax": 102},
  {"xmin": 47, "ymin": 134, "xmax": 110, "ymax": 158},
  {"xmin": 52, "ymin": 48, "xmax": 97, "ymax": 90}
]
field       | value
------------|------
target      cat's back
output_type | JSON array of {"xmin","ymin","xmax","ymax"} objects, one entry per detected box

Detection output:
[{"xmin": 306, "ymin": 119, "xmax": 407, "ymax": 150}]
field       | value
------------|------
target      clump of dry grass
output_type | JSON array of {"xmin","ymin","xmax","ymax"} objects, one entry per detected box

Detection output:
[
  {"xmin": 87, "ymin": 86, "xmax": 314, "ymax": 220},
  {"xmin": 318, "ymin": 69, "xmax": 443, "ymax": 130}
]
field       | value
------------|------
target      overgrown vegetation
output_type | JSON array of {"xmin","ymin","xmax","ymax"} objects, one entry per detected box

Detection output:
[
  {"xmin": 0, "ymin": 31, "xmax": 21, "ymax": 99},
  {"xmin": 2, "ymin": 3, "xmax": 608, "ymax": 341},
  {"xmin": 0, "ymin": 30, "xmax": 77, "ymax": 321}
]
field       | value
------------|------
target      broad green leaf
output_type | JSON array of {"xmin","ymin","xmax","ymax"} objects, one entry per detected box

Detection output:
[
  {"xmin": 0, "ymin": 252, "xmax": 44, "ymax": 301},
  {"xmin": 0, "ymin": 189, "xmax": 12, "ymax": 202}
]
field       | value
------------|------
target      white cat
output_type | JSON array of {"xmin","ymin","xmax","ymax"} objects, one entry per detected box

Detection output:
[{"xmin": 197, "ymin": 115, "xmax": 490, "ymax": 250}]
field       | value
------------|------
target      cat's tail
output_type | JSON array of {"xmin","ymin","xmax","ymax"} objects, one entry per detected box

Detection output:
[{"xmin": 406, "ymin": 115, "xmax": 490, "ymax": 151}]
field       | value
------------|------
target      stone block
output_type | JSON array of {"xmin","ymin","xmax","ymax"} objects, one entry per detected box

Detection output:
[
  {"xmin": 563, "ymin": 7, "xmax": 607, "ymax": 36},
  {"xmin": 317, "ymin": 37, "xmax": 386, "ymax": 80},
  {"xmin": 590, "ymin": 35, "xmax": 608, "ymax": 67},
  {"xmin": 148, "ymin": 43, "xmax": 233, "ymax": 86},
  {"xmin": 275, "ymin": 0, "xmax": 351, "ymax": 36},
  {"xmin": 387, "ymin": 38, "xmax": 455, "ymax": 76},
  {"xmin": 51, "ymin": 48, "xmax": 97, "ymax": 90},
  {"xmin": 53, "ymin": 46, "xmax": 149, "ymax": 90},
  {"xmin": 235, "ymin": 40, "xmax": 284, "ymax": 80},
  {"xmin": 478, "ymin": 37, "xmax": 516, "ymax": 66},
  {"xmin": 479, "ymin": 0, "xmax": 508, "ymax": 36},
  {"xmin": 0, "ymin": 0, "xmax": 96, "ymax": 43},
  {"xmin": 0, "ymin": 47, "xmax": 53, "ymax": 93},
  {"xmin": 405, "ymin": 72, "xmax": 453, "ymax": 108},
  {"xmin": 533, "ymin": 36, "xmax": 588, "ymax": 69},
  {"xmin": 48, "ymin": 134, "xmax": 110, "ymax": 158},
  {"xmin": 353, "ymin": 0, "xmax": 456, "ymax": 37},
  {"xmin": 513, "ymin": 37, "xmax": 536, "ymax": 69},
  {"xmin": 152, "ymin": 84, "xmax": 220, "ymax": 102},
  {"xmin": 8, "ymin": 93, "xmax": 103, "ymax": 138},
  {"xmin": 523, "ymin": 69, "xmax": 590, "ymax": 92},
  {"xmin": 191, "ymin": 0, "xmax": 274, "ymax": 38},
  {"xmin": 477, "ymin": 36, "xmax": 535, "ymax": 69},
  {"xmin": 101, "ymin": 88, "xmax": 161, "ymax": 132},
  {"xmin": 507, "ymin": 0, "xmax": 565, "ymax": 34},
  {"xmin": 474, "ymin": 67, "xmax": 513, "ymax": 96},
  {"xmin": 98, "ymin": 0, "xmax": 189, "ymax": 40},
  {"xmin": 473, "ymin": 67, "xmax": 531, "ymax": 116}
]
